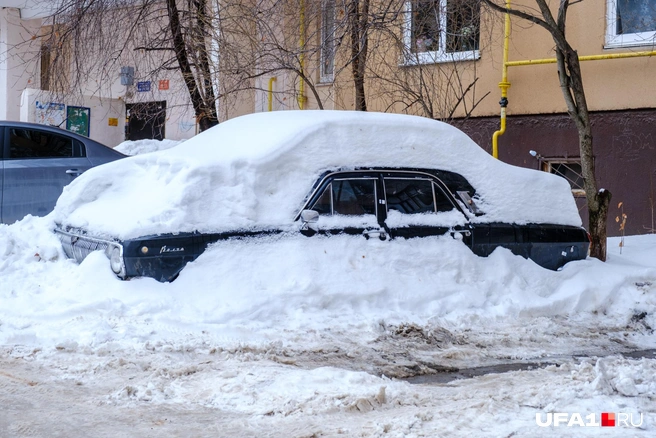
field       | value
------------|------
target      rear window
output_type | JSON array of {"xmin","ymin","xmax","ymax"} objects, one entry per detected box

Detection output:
[
  {"xmin": 8, "ymin": 128, "xmax": 77, "ymax": 159},
  {"xmin": 384, "ymin": 178, "xmax": 454, "ymax": 214}
]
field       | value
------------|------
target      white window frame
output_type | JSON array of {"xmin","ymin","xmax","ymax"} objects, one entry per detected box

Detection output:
[
  {"xmin": 402, "ymin": 0, "xmax": 479, "ymax": 66},
  {"xmin": 605, "ymin": 0, "xmax": 656, "ymax": 48},
  {"xmin": 320, "ymin": 0, "xmax": 336, "ymax": 83}
]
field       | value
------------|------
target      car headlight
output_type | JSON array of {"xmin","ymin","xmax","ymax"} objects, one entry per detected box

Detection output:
[{"xmin": 107, "ymin": 244, "xmax": 126, "ymax": 278}]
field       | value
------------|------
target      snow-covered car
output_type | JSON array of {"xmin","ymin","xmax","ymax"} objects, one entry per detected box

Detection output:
[
  {"xmin": 52, "ymin": 111, "xmax": 589, "ymax": 282},
  {"xmin": 1, "ymin": 121, "xmax": 125, "ymax": 224}
]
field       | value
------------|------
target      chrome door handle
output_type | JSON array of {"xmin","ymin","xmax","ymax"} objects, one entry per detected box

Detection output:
[
  {"xmin": 66, "ymin": 169, "xmax": 81, "ymax": 176},
  {"xmin": 450, "ymin": 229, "xmax": 471, "ymax": 238},
  {"xmin": 363, "ymin": 228, "xmax": 387, "ymax": 240}
]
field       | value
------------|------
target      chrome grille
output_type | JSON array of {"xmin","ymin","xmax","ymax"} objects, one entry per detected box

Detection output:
[{"xmin": 55, "ymin": 228, "xmax": 115, "ymax": 263}]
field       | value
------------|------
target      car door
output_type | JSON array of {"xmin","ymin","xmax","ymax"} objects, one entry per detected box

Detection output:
[
  {"xmin": 300, "ymin": 172, "xmax": 386, "ymax": 238},
  {"xmin": 1, "ymin": 126, "xmax": 93, "ymax": 223},
  {"xmin": 381, "ymin": 172, "xmax": 472, "ymax": 244}
]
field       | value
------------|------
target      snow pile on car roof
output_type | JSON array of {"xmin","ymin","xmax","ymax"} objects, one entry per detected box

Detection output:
[{"xmin": 52, "ymin": 110, "xmax": 582, "ymax": 239}]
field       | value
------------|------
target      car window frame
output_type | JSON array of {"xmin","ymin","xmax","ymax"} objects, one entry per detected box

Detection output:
[
  {"xmin": 379, "ymin": 170, "xmax": 465, "ymax": 217},
  {"xmin": 296, "ymin": 169, "xmax": 469, "ymax": 222},
  {"xmin": 305, "ymin": 173, "xmax": 381, "ymax": 220},
  {"xmin": 382, "ymin": 176, "xmax": 438, "ymax": 214},
  {"xmin": 4, "ymin": 126, "xmax": 86, "ymax": 160}
]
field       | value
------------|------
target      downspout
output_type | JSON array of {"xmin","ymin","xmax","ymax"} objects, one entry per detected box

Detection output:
[
  {"xmin": 492, "ymin": 0, "xmax": 511, "ymax": 159},
  {"xmin": 298, "ymin": 0, "xmax": 306, "ymax": 109},
  {"xmin": 268, "ymin": 77, "xmax": 277, "ymax": 111}
]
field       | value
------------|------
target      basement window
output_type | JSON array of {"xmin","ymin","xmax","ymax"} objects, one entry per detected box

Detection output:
[{"xmin": 542, "ymin": 160, "xmax": 586, "ymax": 197}]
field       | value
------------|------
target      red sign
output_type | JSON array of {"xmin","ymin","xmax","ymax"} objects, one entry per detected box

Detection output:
[{"xmin": 158, "ymin": 80, "xmax": 170, "ymax": 90}]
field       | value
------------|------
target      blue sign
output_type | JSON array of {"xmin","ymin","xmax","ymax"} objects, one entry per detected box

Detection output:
[{"xmin": 137, "ymin": 81, "xmax": 151, "ymax": 92}]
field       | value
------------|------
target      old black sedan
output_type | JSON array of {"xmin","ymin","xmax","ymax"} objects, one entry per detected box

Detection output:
[{"xmin": 53, "ymin": 111, "xmax": 588, "ymax": 282}]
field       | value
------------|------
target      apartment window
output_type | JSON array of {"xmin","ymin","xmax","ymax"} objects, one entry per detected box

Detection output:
[
  {"xmin": 606, "ymin": 0, "xmax": 656, "ymax": 48},
  {"xmin": 542, "ymin": 160, "xmax": 586, "ymax": 197},
  {"xmin": 321, "ymin": 0, "xmax": 336, "ymax": 82},
  {"xmin": 404, "ymin": 0, "xmax": 480, "ymax": 65}
]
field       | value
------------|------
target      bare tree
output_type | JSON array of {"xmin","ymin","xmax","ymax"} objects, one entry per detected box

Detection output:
[
  {"xmin": 482, "ymin": 0, "xmax": 610, "ymax": 261},
  {"xmin": 362, "ymin": 0, "xmax": 488, "ymax": 120},
  {"xmin": 32, "ymin": 0, "xmax": 490, "ymax": 139},
  {"xmin": 165, "ymin": 0, "xmax": 218, "ymax": 131},
  {"xmin": 213, "ymin": 0, "xmax": 328, "ymax": 112},
  {"xmin": 347, "ymin": 0, "xmax": 370, "ymax": 110},
  {"xmin": 39, "ymin": 0, "xmax": 219, "ymax": 131}
]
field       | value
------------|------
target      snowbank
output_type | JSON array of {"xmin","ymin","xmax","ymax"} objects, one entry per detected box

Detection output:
[{"xmin": 114, "ymin": 138, "xmax": 184, "ymax": 156}]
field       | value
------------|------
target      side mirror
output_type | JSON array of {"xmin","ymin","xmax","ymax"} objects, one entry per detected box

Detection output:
[
  {"xmin": 300, "ymin": 210, "xmax": 319, "ymax": 236},
  {"xmin": 300, "ymin": 209, "xmax": 319, "ymax": 224}
]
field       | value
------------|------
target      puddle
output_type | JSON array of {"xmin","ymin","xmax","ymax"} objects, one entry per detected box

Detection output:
[
  {"xmin": 405, "ymin": 349, "xmax": 656, "ymax": 385},
  {"xmin": 617, "ymin": 348, "xmax": 656, "ymax": 360},
  {"xmin": 405, "ymin": 361, "xmax": 556, "ymax": 384}
]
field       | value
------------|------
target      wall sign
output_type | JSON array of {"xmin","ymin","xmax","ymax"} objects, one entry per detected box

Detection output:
[
  {"xmin": 35, "ymin": 101, "xmax": 65, "ymax": 127},
  {"xmin": 66, "ymin": 106, "xmax": 91, "ymax": 137},
  {"xmin": 158, "ymin": 80, "xmax": 170, "ymax": 90},
  {"xmin": 137, "ymin": 81, "xmax": 151, "ymax": 92}
]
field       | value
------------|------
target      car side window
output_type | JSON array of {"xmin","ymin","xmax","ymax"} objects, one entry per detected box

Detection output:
[
  {"xmin": 9, "ymin": 128, "xmax": 75, "ymax": 159},
  {"xmin": 312, "ymin": 183, "xmax": 333, "ymax": 214},
  {"xmin": 384, "ymin": 178, "xmax": 454, "ymax": 214},
  {"xmin": 311, "ymin": 178, "xmax": 377, "ymax": 216}
]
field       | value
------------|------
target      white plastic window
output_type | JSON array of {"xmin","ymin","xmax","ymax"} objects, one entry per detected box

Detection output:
[
  {"xmin": 320, "ymin": 0, "xmax": 336, "ymax": 82},
  {"xmin": 403, "ymin": 0, "xmax": 480, "ymax": 65},
  {"xmin": 606, "ymin": 0, "xmax": 656, "ymax": 48}
]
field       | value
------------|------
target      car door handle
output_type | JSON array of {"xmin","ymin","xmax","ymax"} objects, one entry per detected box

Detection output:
[
  {"xmin": 450, "ymin": 229, "xmax": 471, "ymax": 239},
  {"xmin": 363, "ymin": 228, "xmax": 387, "ymax": 240},
  {"xmin": 66, "ymin": 169, "xmax": 81, "ymax": 176}
]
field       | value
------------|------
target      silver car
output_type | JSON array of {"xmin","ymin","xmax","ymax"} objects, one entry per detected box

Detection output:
[{"xmin": 1, "ymin": 121, "xmax": 125, "ymax": 224}]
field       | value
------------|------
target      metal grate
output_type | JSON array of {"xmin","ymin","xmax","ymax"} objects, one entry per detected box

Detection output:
[{"xmin": 542, "ymin": 160, "xmax": 585, "ymax": 196}]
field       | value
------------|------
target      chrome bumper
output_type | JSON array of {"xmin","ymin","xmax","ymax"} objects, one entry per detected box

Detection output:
[{"xmin": 54, "ymin": 227, "xmax": 126, "ymax": 278}]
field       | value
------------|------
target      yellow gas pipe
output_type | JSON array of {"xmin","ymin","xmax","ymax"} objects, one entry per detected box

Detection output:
[
  {"xmin": 492, "ymin": 1, "xmax": 656, "ymax": 159},
  {"xmin": 492, "ymin": 0, "xmax": 511, "ymax": 160},
  {"xmin": 268, "ymin": 77, "xmax": 277, "ymax": 111},
  {"xmin": 298, "ymin": 0, "xmax": 306, "ymax": 109},
  {"xmin": 506, "ymin": 50, "xmax": 656, "ymax": 67}
]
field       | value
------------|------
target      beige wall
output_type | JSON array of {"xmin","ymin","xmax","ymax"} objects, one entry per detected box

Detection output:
[
  {"xmin": 477, "ymin": 0, "xmax": 656, "ymax": 117},
  {"xmin": 243, "ymin": 0, "xmax": 656, "ymax": 120}
]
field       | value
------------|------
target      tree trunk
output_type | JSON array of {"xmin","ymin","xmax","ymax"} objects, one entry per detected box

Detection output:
[
  {"xmin": 481, "ymin": 0, "xmax": 610, "ymax": 260},
  {"xmin": 556, "ymin": 43, "xmax": 610, "ymax": 260},
  {"xmin": 589, "ymin": 189, "xmax": 611, "ymax": 260},
  {"xmin": 194, "ymin": 0, "xmax": 219, "ymax": 131},
  {"xmin": 167, "ymin": 0, "xmax": 218, "ymax": 132},
  {"xmin": 577, "ymin": 127, "xmax": 610, "ymax": 260},
  {"xmin": 349, "ymin": 0, "xmax": 368, "ymax": 111}
]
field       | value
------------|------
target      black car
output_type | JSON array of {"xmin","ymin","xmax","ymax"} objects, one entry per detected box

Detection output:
[
  {"xmin": 52, "ymin": 111, "xmax": 589, "ymax": 282},
  {"xmin": 0, "ymin": 121, "xmax": 125, "ymax": 223}
]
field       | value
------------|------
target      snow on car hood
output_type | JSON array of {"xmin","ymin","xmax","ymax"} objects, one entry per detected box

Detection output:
[{"xmin": 52, "ymin": 110, "xmax": 582, "ymax": 240}]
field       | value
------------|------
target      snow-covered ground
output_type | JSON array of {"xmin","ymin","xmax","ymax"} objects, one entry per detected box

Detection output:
[{"xmin": 1, "ymin": 136, "xmax": 655, "ymax": 437}]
